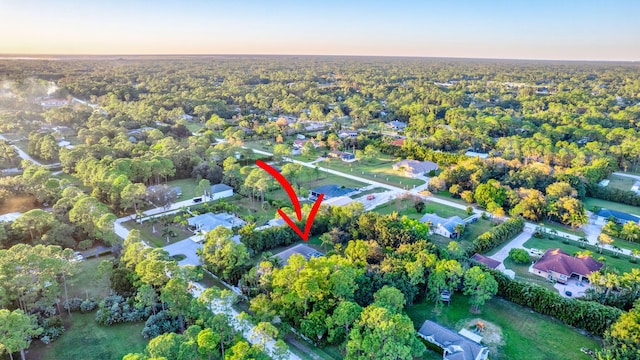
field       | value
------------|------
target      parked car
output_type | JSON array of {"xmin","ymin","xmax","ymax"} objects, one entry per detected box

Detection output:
[{"xmin": 367, "ymin": 194, "xmax": 376, "ymax": 200}]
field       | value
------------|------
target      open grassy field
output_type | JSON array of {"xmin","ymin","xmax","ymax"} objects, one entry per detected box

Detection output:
[
  {"xmin": 583, "ymin": 197, "xmax": 640, "ymax": 215},
  {"xmin": 123, "ymin": 219, "xmax": 194, "ymax": 247},
  {"xmin": 31, "ymin": 312, "xmax": 147, "ymax": 360},
  {"xmin": 323, "ymin": 157, "xmax": 425, "ymax": 188},
  {"xmin": 523, "ymin": 237, "xmax": 639, "ymax": 274},
  {"xmin": 540, "ymin": 221, "xmax": 586, "ymax": 237},
  {"xmin": 374, "ymin": 198, "xmax": 468, "ymax": 220},
  {"xmin": 606, "ymin": 174, "xmax": 636, "ymax": 191},
  {"xmin": 166, "ymin": 178, "xmax": 200, "ymax": 201},
  {"xmin": 405, "ymin": 295, "xmax": 601, "ymax": 360}
]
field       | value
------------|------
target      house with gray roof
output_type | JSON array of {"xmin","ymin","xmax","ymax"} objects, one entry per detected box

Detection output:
[
  {"xmin": 187, "ymin": 212, "xmax": 245, "ymax": 234},
  {"xmin": 309, "ymin": 184, "xmax": 355, "ymax": 201},
  {"xmin": 386, "ymin": 120, "xmax": 407, "ymax": 131},
  {"xmin": 420, "ymin": 213, "xmax": 465, "ymax": 238},
  {"xmin": 209, "ymin": 183, "xmax": 234, "ymax": 200},
  {"xmin": 274, "ymin": 244, "xmax": 324, "ymax": 265},
  {"xmin": 393, "ymin": 159, "xmax": 439, "ymax": 178},
  {"xmin": 418, "ymin": 320, "xmax": 489, "ymax": 360}
]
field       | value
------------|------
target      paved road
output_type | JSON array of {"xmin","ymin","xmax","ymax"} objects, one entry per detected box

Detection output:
[{"xmin": 0, "ymin": 133, "xmax": 43, "ymax": 166}]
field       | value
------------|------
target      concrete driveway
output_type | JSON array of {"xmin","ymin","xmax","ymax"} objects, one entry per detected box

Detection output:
[
  {"xmin": 163, "ymin": 237, "xmax": 203, "ymax": 266},
  {"xmin": 489, "ymin": 229, "xmax": 533, "ymax": 270}
]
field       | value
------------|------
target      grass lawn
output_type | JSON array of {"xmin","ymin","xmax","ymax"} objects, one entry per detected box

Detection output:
[
  {"xmin": 123, "ymin": 219, "xmax": 194, "ymax": 248},
  {"xmin": 405, "ymin": 296, "xmax": 601, "ymax": 360},
  {"xmin": 583, "ymin": 197, "xmax": 640, "ymax": 216},
  {"xmin": 167, "ymin": 178, "xmax": 200, "ymax": 201},
  {"xmin": 540, "ymin": 221, "xmax": 586, "ymax": 237},
  {"xmin": 523, "ymin": 237, "xmax": 639, "ymax": 274},
  {"xmin": 351, "ymin": 187, "xmax": 389, "ymax": 199},
  {"xmin": 374, "ymin": 198, "xmax": 468, "ymax": 220},
  {"xmin": 430, "ymin": 218, "xmax": 494, "ymax": 253},
  {"xmin": 185, "ymin": 121, "xmax": 204, "ymax": 134},
  {"xmin": 502, "ymin": 258, "xmax": 557, "ymax": 291},
  {"xmin": 324, "ymin": 157, "xmax": 425, "ymax": 188},
  {"xmin": 31, "ymin": 312, "xmax": 147, "ymax": 360},
  {"xmin": 230, "ymin": 196, "xmax": 278, "ymax": 225},
  {"xmin": 432, "ymin": 191, "xmax": 473, "ymax": 206},
  {"xmin": 606, "ymin": 174, "xmax": 635, "ymax": 191},
  {"xmin": 611, "ymin": 237, "xmax": 640, "ymax": 253}
]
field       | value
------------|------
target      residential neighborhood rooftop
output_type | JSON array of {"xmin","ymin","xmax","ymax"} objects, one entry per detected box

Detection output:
[
  {"xmin": 470, "ymin": 254, "xmax": 501, "ymax": 269},
  {"xmin": 310, "ymin": 184, "xmax": 355, "ymax": 199},
  {"xmin": 595, "ymin": 208, "xmax": 640, "ymax": 223},
  {"xmin": 418, "ymin": 320, "xmax": 489, "ymax": 360},
  {"xmin": 532, "ymin": 248, "xmax": 603, "ymax": 279},
  {"xmin": 274, "ymin": 244, "xmax": 324, "ymax": 264}
]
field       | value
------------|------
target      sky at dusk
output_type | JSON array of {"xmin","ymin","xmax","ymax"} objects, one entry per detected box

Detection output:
[{"xmin": 1, "ymin": 0, "xmax": 638, "ymax": 61}]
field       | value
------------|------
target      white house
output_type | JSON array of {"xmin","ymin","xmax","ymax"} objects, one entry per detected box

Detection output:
[
  {"xmin": 209, "ymin": 184, "xmax": 234, "ymax": 200},
  {"xmin": 418, "ymin": 320, "xmax": 489, "ymax": 360},
  {"xmin": 420, "ymin": 213, "xmax": 466, "ymax": 238}
]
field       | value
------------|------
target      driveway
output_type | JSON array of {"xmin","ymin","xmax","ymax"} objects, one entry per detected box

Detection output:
[
  {"xmin": 554, "ymin": 279, "xmax": 590, "ymax": 298},
  {"xmin": 163, "ymin": 237, "xmax": 203, "ymax": 266},
  {"xmin": 489, "ymin": 229, "xmax": 533, "ymax": 270}
]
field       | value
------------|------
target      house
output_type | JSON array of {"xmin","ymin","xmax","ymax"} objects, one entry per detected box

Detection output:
[
  {"xmin": 419, "ymin": 213, "xmax": 466, "ymax": 238},
  {"xmin": 328, "ymin": 150, "xmax": 356, "ymax": 162},
  {"xmin": 338, "ymin": 130, "xmax": 358, "ymax": 139},
  {"xmin": 530, "ymin": 248, "xmax": 603, "ymax": 284},
  {"xmin": 309, "ymin": 184, "xmax": 355, "ymax": 201},
  {"xmin": 470, "ymin": 254, "xmax": 501, "ymax": 269},
  {"xmin": 393, "ymin": 160, "xmax": 439, "ymax": 178},
  {"xmin": 187, "ymin": 212, "xmax": 246, "ymax": 234},
  {"xmin": 0, "ymin": 212, "xmax": 21, "ymax": 223},
  {"xmin": 631, "ymin": 181, "xmax": 640, "ymax": 194},
  {"xmin": 40, "ymin": 98, "xmax": 69, "ymax": 108},
  {"xmin": 209, "ymin": 184, "xmax": 234, "ymax": 200},
  {"xmin": 594, "ymin": 208, "xmax": 640, "ymax": 225},
  {"xmin": 390, "ymin": 138, "xmax": 405, "ymax": 147},
  {"xmin": 465, "ymin": 151, "xmax": 489, "ymax": 159},
  {"xmin": 293, "ymin": 139, "xmax": 320, "ymax": 150},
  {"xmin": 386, "ymin": 120, "xmax": 407, "ymax": 131},
  {"xmin": 418, "ymin": 320, "xmax": 489, "ymax": 360},
  {"xmin": 274, "ymin": 244, "xmax": 323, "ymax": 265}
]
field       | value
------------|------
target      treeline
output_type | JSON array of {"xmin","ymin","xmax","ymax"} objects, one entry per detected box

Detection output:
[
  {"xmin": 586, "ymin": 183, "xmax": 640, "ymax": 208},
  {"xmin": 473, "ymin": 217, "xmax": 525, "ymax": 253}
]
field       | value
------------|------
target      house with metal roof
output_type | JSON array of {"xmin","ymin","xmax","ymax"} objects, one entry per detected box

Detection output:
[
  {"xmin": 393, "ymin": 159, "xmax": 439, "ymax": 178},
  {"xmin": 418, "ymin": 320, "xmax": 489, "ymax": 360},
  {"xmin": 470, "ymin": 254, "xmax": 501, "ymax": 269},
  {"xmin": 187, "ymin": 212, "xmax": 245, "ymax": 234},
  {"xmin": 420, "ymin": 213, "xmax": 466, "ymax": 238},
  {"xmin": 309, "ymin": 184, "xmax": 355, "ymax": 201},
  {"xmin": 530, "ymin": 248, "xmax": 603, "ymax": 284},
  {"xmin": 209, "ymin": 183, "xmax": 234, "ymax": 200},
  {"xmin": 594, "ymin": 208, "xmax": 640, "ymax": 225}
]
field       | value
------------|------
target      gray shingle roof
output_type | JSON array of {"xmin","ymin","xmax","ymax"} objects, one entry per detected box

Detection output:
[
  {"xmin": 211, "ymin": 183, "xmax": 233, "ymax": 194},
  {"xmin": 418, "ymin": 320, "xmax": 488, "ymax": 360},
  {"xmin": 310, "ymin": 184, "xmax": 354, "ymax": 199}
]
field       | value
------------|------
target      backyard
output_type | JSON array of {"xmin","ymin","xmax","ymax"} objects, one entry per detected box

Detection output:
[
  {"xmin": 405, "ymin": 295, "xmax": 601, "ymax": 360},
  {"xmin": 321, "ymin": 157, "xmax": 425, "ymax": 188},
  {"xmin": 166, "ymin": 178, "xmax": 200, "ymax": 201},
  {"xmin": 604, "ymin": 174, "xmax": 636, "ymax": 192},
  {"xmin": 123, "ymin": 217, "xmax": 194, "ymax": 248}
]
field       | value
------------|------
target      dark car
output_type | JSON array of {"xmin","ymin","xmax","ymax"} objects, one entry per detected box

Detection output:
[{"xmin": 565, "ymin": 291, "xmax": 572, "ymax": 297}]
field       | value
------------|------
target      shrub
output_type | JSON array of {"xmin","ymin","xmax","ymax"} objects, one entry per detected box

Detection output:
[
  {"xmin": 141, "ymin": 310, "xmax": 181, "ymax": 339},
  {"xmin": 473, "ymin": 217, "xmax": 525, "ymax": 253},
  {"xmin": 78, "ymin": 239, "xmax": 93, "ymax": 251},
  {"xmin": 39, "ymin": 316, "xmax": 65, "ymax": 344},
  {"xmin": 96, "ymin": 295, "xmax": 150, "ymax": 326},
  {"xmin": 64, "ymin": 297, "xmax": 83, "ymax": 312},
  {"xmin": 509, "ymin": 248, "xmax": 530, "ymax": 264},
  {"xmin": 80, "ymin": 299, "xmax": 98, "ymax": 312}
]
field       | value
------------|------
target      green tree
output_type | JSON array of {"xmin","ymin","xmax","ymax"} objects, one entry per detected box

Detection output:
[
  {"xmin": 463, "ymin": 266, "xmax": 498, "ymax": 312},
  {"xmin": 0, "ymin": 309, "xmax": 43, "ymax": 360}
]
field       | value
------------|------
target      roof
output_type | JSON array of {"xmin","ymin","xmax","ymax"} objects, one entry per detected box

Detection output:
[
  {"xmin": 393, "ymin": 160, "xmax": 439, "ymax": 174},
  {"xmin": 274, "ymin": 244, "xmax": 324, "ymax": 264},
  {"xmin": 0, "ymin": 212, "xmax": 21, "ymax": 222},
  {"xmin": 596, "ymin": 208, "xmax": 640, "ymax": 223},
  {"xmin": 418, "ymin": 320, "xmax": 488, "ymax": 360},
  {"xmin": 532, "ymin": 248, "xmax": 603, "ymax": 277},
  {"xmin": 210, "ymin": 183, "xmax": 233, "ymax": 194},
  {"xmin": 187, "ymin": 212, "xmax": 244, "ymax": 232},
  {"xmin": 390, "ymin": 138, "xmax": 405, "ymax": 147},
  {"xmin": 420, "ymin": 213, "xmax": 465, "ymax": 233},
  {"xmin": 387, "ymin": 120, "xmax": 407, "ymax": 129},
  {"xmin": 465, "ymin": 151, "xmax": 489, "ymax": 159},
  {"xmin": 470, "ymin": 254, "xmax": 501, "ymax": 269},
  {"xmin": 310, "ymin": 184, "xmax": 355, "ymax": 198}
]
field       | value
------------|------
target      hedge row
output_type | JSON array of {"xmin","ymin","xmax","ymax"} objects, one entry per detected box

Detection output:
[{"xmin": 473, "ymin": 217, "xmax": 525, "ymax": 254}]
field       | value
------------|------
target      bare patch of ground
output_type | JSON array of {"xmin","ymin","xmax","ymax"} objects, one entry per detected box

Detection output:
[{"xmin": 457, "ymin": 318, "xmax": 504, "ymax": 353}]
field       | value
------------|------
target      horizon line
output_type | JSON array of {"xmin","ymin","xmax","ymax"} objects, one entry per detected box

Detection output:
[{"xmin": 0, "ymin": 53, "xmax": 637, "ymax": 63}]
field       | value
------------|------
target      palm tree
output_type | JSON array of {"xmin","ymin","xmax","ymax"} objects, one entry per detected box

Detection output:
[
  {"xmin": 162, "ymin": 226, "xmax": 172, "ymax": 244},
  {"xmin": 453, "ymin": 224, "xmax": 465, "ymax": 239},
  {"xmin": 632, "ymin": 249, "xmax": 640, "ymax": 260}
]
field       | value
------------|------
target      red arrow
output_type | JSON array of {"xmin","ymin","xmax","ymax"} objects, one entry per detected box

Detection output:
[{"xmin": 256, "ymin": 160, "xmax": 324, "ymax": 241}]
